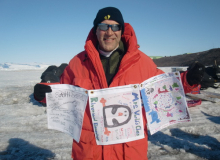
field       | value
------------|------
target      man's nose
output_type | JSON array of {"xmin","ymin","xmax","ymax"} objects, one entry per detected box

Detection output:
[{"xmin": 106, "ymin": 27, "xmax": 114, "ymax": 35}]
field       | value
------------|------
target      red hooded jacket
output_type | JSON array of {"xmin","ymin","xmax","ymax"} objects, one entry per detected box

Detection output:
[{"xmin": 56, "ymin": 23, "xmax": 197, "ymax": 160}]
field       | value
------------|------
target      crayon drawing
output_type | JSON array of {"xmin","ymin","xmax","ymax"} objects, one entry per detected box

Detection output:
[
  {"xmin": 88, "ymin": 84, "xmax": 145, "ymax": 145},
  {"xmin": 141, "ymin": 72, "xmax": 191, "ymax": 135}
]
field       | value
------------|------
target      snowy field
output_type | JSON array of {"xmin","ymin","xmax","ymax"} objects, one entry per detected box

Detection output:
[{"xmin": 0, "ymin": 64, "xmax": 220, "ymax": 160}]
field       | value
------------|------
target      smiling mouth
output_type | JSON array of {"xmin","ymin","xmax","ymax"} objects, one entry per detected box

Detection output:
[{"xmin": 104, "ymin": 38, "xmax": 114, "ymax": 42}]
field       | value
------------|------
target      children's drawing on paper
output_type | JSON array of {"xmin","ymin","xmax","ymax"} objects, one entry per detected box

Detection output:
[
  {"xmin": 46, "ymin": 84, "xmax": 88, "ymax": 142},
  {"xmin": 140, "ymin": 72, "xmax": 191, "ymax": 135},
  {"xmin": 103, "ymin": 105, "xmax": 132, "ymax": 128},
  {"xmin": 89, "ymin": 84, "xmax": 144, "ymax": 145}
]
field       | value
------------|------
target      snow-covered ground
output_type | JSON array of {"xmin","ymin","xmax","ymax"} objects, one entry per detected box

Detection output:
[
  {"xmin": 0, "ymin": 62, "xmax": 50, "ymax": 71},
  {"xmin": 0, "ymin": 64, "xmax": 220, "ymax": 160}
]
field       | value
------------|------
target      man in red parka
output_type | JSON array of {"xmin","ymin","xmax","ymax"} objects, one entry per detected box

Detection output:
[{"xmin": 34, "ymin": 7, "xmax": 205, "ymax": 160}]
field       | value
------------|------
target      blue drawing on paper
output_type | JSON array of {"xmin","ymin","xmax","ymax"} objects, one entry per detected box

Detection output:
[
  {"xmin": 141, "ymin": 89, "xmax": 150, "ymax": 112},
  {"xmin": 149, "ymin": 110, "xmax": 161, "ymax": 124}
]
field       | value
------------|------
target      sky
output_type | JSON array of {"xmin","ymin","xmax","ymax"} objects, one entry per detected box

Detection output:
[{"xmin": 0, "ymin": 0, "xmax": 220, "ymax": 65}]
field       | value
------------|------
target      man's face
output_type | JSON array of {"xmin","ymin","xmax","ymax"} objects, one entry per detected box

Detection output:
[{"xmin": 96, "ymin": 20, "xmax": 122, "ymax": 52}]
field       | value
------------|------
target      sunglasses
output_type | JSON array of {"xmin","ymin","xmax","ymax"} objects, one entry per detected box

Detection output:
[{"xmin": 98, "ymin": 23, "xmax": 121, "ymax": 32}]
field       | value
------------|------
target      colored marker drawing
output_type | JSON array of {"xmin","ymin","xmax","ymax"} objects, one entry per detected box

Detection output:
[
  {"xmin": 88, "ymin": 84, "xmax": 145, "ymax": 145},
  {"xmin": 140, "ymin": 72, "xmax": 191, "ymax": 135}
]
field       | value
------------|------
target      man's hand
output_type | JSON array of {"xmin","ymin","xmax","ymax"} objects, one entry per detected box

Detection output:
[
  {"xmin": 34, "ymin": 84, "xmax": 52, "ymax": 101},
  {"xmin": 186, "ymin": 61, "xmax": 205, "ymax": 86}
]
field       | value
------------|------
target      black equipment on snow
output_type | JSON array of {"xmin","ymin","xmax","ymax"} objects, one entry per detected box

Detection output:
[
  {"xmin": 200, "ymin": 61, "xmax": 220, "ymax": 89},
  {"xmin": 186, "ymin": 61, "xmax": 205, "ymax": 86},
  {"xmin": 40, "ymin": 63, "xmax": 68, "ymax": 83}
]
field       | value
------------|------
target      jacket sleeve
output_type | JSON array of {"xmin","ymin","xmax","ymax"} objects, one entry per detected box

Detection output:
[{"xmin": 60, "ymin": 54, "xmax": 82, "ymax": 85}]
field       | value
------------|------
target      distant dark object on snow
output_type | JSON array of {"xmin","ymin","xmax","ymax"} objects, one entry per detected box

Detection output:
[
  {"xmin": 40, "ymin": 63, "xmax": 68, "ymax": 83},
  {"xmin": 153, "ymin": 48, "xmax": 220, "ymax": 67}
]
